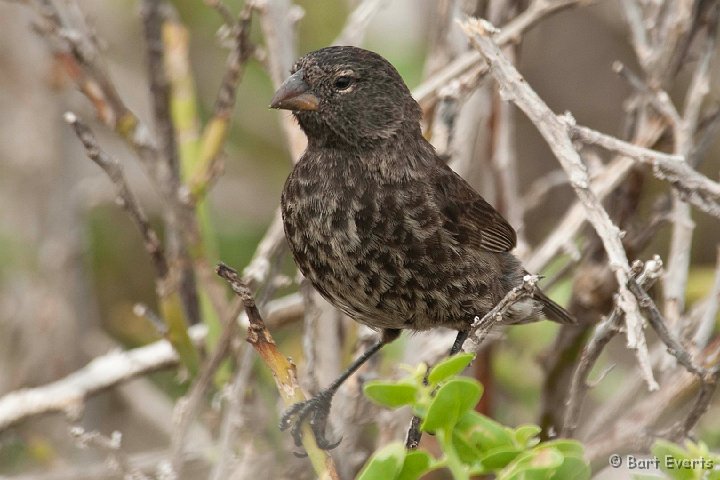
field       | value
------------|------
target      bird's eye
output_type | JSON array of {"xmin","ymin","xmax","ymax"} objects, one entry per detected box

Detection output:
[{"xmin": 333, "ymin": 76, "xmax": 354, "ymax": 91}]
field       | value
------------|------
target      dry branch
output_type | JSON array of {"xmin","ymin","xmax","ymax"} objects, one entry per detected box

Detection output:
[
  {"xmin": 466, "ymin": 274, "xmax": 541, "ymax": 349},
  {"xmin": 412, "ymin": 0, "xmax": 589, "ymax": 108},
  {"xmin": 461, "ymin": 17, "xmax": 657, "ymax": 390},
  {"xmin": 64, "ymin": 112, "xmax": 167, "ymax": 278},
  {"xmin": 0, "ymin": 325, "xmax": 207, "ymax": 431},
  {"xmin": 563, "ymin": 257, "xmax": 664, "ymax": 436}
]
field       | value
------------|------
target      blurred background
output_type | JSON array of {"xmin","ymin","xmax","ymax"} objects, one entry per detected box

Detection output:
[{"xmin": 1, "ymin": 0, "xmax": 719, "ymax": 478}]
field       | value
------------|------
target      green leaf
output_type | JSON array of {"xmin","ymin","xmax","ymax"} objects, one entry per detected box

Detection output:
[
  {"xmin": 514, "ymin": 424, "xmax": 541, "ymax": 448},
  {"xmin": 499, "ymin": 447, "xmax": 564, "ymax": 480},
  {"xmin": 552, "ymin": 454, "xmax": 591, "ymax": 480},
  {"xmin": 652, "ymin": 440, "xmax": 696, "ymax": 480},
  {"xmin": 452, "ymin": 429, "xmax": 485, "ymax": 466},
  {"xmin": 357, "ymin": 442, "xmax": 406, "ymax": 480},
  {"xmin": 422, "ymin": 378, "xmax": 483, "ymax": 433},
  {"xmin": 541, "ymin": 439, "xmax": 585, "ymax": 457},
  {"xmin": 480, "ymin": 446, "xmax": 523, "ymax": 470},
  {"xmin": 397, "ymin": 450, "xmax": 433, "ymax": 480},
  {"xmin": 428, "ymin": 353, "xmax": 475, "ymax": 385},
  {"xmin": 457, "ymin": 412, "xmax": 515, "ymax": 450},
  {"xmin": 364, "ymin": 382, "xmax": 418, "ymax": 408}
]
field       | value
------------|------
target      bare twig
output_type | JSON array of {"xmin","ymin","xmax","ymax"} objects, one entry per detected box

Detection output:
[
  {"xmin": 0, "ymin": 325, "xmax": 207, "ymax": 431},
  {"xmin": 64, "ymin": 112, "xmax": 167, "ymax": 278},
  {"xmin": 662, "ymin": 368, "xmax": 720, "ymax": 441},
  {"xmin": 333, "ymin": 0, "xmax": 387, "ymax": 46},
  {"xmin": 65, "ymin": 112, "xmax": 200, "ymax": 374},
  {"xmin": 210, "ymin": 345, "xmax": 256, "ymax": 480},
  {"xmin": 413, "ymin": 0, "xmax": 589, "ymax": 108},
  {"xmin": 215, "ymin": 262, "xmax": 339, "ymax": 480},
  {"xmin": 70, "ymin": 426, "xmax": 151, "ymax": 480},
  {"xmin": 568, "ymin": 122, "xmax": 720, "ymax": 218},
  {"xmin": 562, "ymin": 256, "xmax": 662, "ymax": 437},
  {"xmin": 189, "ymin": 2, "xmax": 256, "ymax": 200},
  {"xmin": 140, "ymin": 0, "xmax": 180, "ymax": 184},
  {"xmin": 170, "ymin": 302, "xmax": 244, "ymax": 476},
  {"xmin": 693, "ymin": 247, "xmax": 720, "ymax": 349},
  {"xmin": 584, "ymin": 338, "xmax": 720, "ymax": 464},
  {"xmin": 466, "ymin": 274, "xmax": 541, "ymax": 348},
  {"xmin": 628, "ymin": 278, "xmax": 706, "ymax": 377},
  {"xmin": 562, "ymin": 257, "xmax": 663, "ymax": 436},
  {"xmin": 462, "ymin": 17, "xmax": 657, "ymax": 390}
]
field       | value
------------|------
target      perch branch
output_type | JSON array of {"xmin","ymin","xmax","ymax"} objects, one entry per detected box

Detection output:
[
  {"xmin": 215, "ymin": 263, "xmax": 339, "ymax": 480},
  {"xmin": 466, "ymin": 274, "xmax": 541, "ymax": 348}
]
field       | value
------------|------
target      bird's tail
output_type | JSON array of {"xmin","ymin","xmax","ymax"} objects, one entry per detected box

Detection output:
[{"xmin": 533, "ymin": 289, "xmax": 576, "ymax": 325}]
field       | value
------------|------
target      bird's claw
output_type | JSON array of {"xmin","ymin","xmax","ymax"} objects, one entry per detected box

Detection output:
[{"xmin": 279, "ymin": 390, "xmax": 342, "ymax": 450}]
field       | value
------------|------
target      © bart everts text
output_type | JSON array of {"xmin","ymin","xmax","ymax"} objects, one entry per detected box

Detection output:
[{"xmin": 618, "ymin": 455, "xmax": 715, "ymax": 470}]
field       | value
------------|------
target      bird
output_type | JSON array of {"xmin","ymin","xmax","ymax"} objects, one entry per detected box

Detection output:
[{"xmin": 271, "ymin": 45, "xmax": 574, "ymax": 450}]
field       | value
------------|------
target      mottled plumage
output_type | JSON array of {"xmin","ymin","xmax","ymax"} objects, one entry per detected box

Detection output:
[
  {"xmin": 272, "ymin": 45, "xmax": 573, "ymax": 449},
  {"xmin": 278, "ymin": 46, "xmax": 571, "ymax": 332}
]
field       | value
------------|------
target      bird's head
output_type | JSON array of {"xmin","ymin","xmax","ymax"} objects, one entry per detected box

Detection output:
[{"xmin": 270, "ymin": 46, "xmax": 422, "ymax": 148}]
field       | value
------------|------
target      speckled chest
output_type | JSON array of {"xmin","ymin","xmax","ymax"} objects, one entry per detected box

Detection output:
[{"xmin": 279, "ymin": 151, "xmax": 482, "ymax": 330}]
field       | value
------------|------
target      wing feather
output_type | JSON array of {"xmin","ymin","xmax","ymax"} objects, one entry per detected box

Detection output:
[{"xmin": 431, "ymin": 164, "xmax": 517, "ymax": 253}]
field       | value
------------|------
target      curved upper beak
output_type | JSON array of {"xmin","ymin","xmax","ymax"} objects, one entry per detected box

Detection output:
[{"xmin": 270, "ymin": 69, "xmax": 319, "ymax": 111}]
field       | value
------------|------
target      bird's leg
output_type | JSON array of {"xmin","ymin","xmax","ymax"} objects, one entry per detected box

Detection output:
[
  {"xmin": 280, "ymin": 328, "xmax": 400, "ymax": 450},
  {"xmin": 449, "ymin": 329, "xmax": 470, "ymax": 355},
  {"xmin": 405, "ymin": 329, "xmax": 470, "ymax": 449}
]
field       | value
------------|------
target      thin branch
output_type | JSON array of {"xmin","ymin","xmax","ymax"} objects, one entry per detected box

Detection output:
[
  {"xmin": 466, "ymin": 274, "xmax": 541, "ymax": 348},
  {"xmin": 629, "ymin": 278, "xmax": 707, "ymax": 377},
  {"xmin": 462, "ymin": 17, "xmax": 657, "ymax": 390},
  {"xmin": 210, "ymin": 345, "xmax": 256, "ymax": 480},
  {"xmin": 140, "ymin": 0, "xmax": 180, "ymax": 185},
  {"xmin": 562, "ymin": 257, "xmax": 663, "ymax": 436},
  {"xmin": 170, "ymin": 301, "xmax": 244, "ymax": 476},
  {"xmin": 189, "ymin": 2, "xmax": 256, "ymax": 200},
  {"xmin": 27, "ymin": 0, "xmax": 164, "ymax": 194},
  {"xmin": 584, "ymin": 338, "xmax": 720, "ymax": 464},
  {"xmin": 693, "ymin": 246, "xmax": 720, "ymax": 349},
  {"xmin": 663, "ymin": 368, "xmax": 720, "ymax": 441},
  {"xmin": 64, "ymin": 112, "xmax": 167, "ymax": 278},
  {"xmin": 568, "ymin": 122, "xmax": 720, "ymax": 218},
  {"xmin": 0, "ymin": 325, "xmax": 208, "ymax": 431},
  {"xmin": 333, "ymin": 0, "xmax": 387, "ymax": 46},
  {"xmin": 69, "ymin": 426, "xmax": 151, "ymax": 480},
  {"xmin": 215, "ymin": 263, "xmax": 340, "ymax": 480},
  {"xmin": 413, "ymin": 0, "xmax": 589, "ymax": 108}
]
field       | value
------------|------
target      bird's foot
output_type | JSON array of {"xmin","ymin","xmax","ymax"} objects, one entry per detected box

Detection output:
[{"xmin": 279, "ymin": 389, "xmax": 342, "ymax": 450}]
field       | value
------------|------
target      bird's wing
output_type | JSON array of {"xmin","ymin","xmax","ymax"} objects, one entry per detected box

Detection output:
[{"xmin": 431, "ymin": 163, "xmax": 517, "ymax": 253}]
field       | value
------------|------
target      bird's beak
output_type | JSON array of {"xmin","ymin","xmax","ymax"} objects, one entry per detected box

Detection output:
[{"xmin": 270, "ymin": 69, "xmax": 319, "ymax": 111}]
